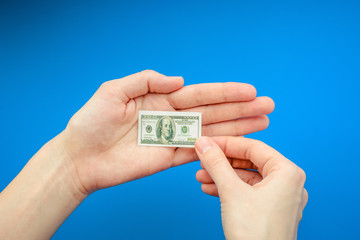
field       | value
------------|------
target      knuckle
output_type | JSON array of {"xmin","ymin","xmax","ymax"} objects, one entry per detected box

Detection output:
[
  {"xmin": 252, "ymin": 139, "xmax": 264, "ymax": 146},
  {"xmin": 247, "ymin": 139, "xmax": 265, "ymax": 155},
  {"xmin": 297, "ymin": 168, "xmax": 307, "ymax": 183},
  {"xmin": 303, "ymin": 189, "xmax": 309, "ymax": 206},
  {"xmin": 303, "ymin": 188, "xmax": 309, "ymax": 200},
  {"xmin": 140, "ymin": 69, "xmax": 157, "ymax": 75},
  {"xmin": 99, "ymin": 80, "xmax": 113, "ymax": 90},
  {"xmin": 242, "ymin": 139, "xmax": 262, "ymax": 160},
  {"xmin": 286, "ymin": 165, "xmax": 306, "ymax": 185},
  {"xmin": 98, "ymin": 80, "xmax": 119, "ymax": 99}
]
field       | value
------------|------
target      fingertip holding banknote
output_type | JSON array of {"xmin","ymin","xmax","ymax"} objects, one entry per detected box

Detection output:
[
  {"xmin": 138, "ymin": 110, "xmax": 202, "ymax": 148},
  {"xmin": 195, "ymin": 137, "xmax": 213, "ymax": 154}
]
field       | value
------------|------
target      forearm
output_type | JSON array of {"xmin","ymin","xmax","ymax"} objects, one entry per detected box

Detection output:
[{"xmin": 0, "ymin": 133, "xmax": 87, "ymax": 239}]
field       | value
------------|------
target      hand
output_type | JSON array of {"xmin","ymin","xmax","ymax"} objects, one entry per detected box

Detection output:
[
  {"xmin": 60, "ymin": 70, "xmax": 275, "ymax": 195},
  {"xmin": 0, "ymin": 70, "xmax": 274, "ymax": 239},
  {"xmin": 195, "ymin": 136, "xmax": 308, "ymax": 240}
]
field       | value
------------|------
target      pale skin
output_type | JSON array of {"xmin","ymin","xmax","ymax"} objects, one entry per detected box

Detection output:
[
  {"xmin": 0, "ymin": 70, "xmax": 275, "ymax": 239},
  {"xmin": 195, "ymin": 136, "xmax": 308, "ymax": 240}
]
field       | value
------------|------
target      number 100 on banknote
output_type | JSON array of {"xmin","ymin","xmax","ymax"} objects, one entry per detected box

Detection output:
[{"xmin": 138, "ymin": 110, "xmax": 202, "ymax": 148}]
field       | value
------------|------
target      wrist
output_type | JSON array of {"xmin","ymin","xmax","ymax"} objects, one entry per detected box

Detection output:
[
  {"xmin": 50, "ymin": 132, "xmax": 89, "ymax": 202},
  {"xmin": 0, "ymin": 132, "xmax": 88, "ymax": 239}
]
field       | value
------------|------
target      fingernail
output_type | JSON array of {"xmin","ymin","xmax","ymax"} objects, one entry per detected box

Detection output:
[{"xmin": 196, "ymin": 137, "xmax": 212, "ymax": 154}]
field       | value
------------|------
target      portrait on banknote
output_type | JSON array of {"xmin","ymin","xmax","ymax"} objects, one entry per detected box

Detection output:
[{"xmin": 156, "ymin": 116, "xmax": 176, "ymax": 144}]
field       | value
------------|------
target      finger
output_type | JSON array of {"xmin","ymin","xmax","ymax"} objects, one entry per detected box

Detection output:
[
  {"xmin": 200, "ymin": 160, "xmax": 205, "ymax": 169},
  {"xmin": 201, "ymin": 184, "xmax": 219, "ymax": 197},
  {"xmin": 229, "ymin": 158, "xmax": 258, "ymax": 170},
  {"xmin": 297, "ymin": 188, "xmax": 309, "ymax": 221},
  {"xmin": 302, "ymin": 188, "xmax": 309, "ymax": 210},
  {"xmin": 195, "ymin": 137, "xmax": 246, "ymax": 193},
  {"xmin": 202, "ymin": 116, "xmax": 269, "ymax": 136},
  {"xmin": 171, "ymin": 148, "xmax": 198, "ymax": 168},
  {"xmin": 169, "ymin": 82, "xmax": 257, "ymax": 109},
  {"xmin": 197, "ymin": 168, "xmax": 262, "ymax": 185},
  {"xmin": 181, "ymin": 97, "xmax": 275, "ymax": 125},
  {"xmin": 103, "ymin": 70, "xmax": 184, "ymax": 103},
  {"xmin": 171, "ymin": 138, "xmax": 255, "ymax": 170},
  {"xmin": 203, "ymin": 157, "xmax": 258, "ymax": 170},
  {"xmin": 210, "ymin": 137, "xmax": 293, "ymax": 177}
]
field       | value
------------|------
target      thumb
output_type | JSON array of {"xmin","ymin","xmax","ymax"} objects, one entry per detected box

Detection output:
[
  {"xmin": 110, "ymin": 70, "xmax": 184, "ymax": 103},
  {"xmin": 195, "ymin": 137, "xmax": 240, "ymax": 194}
]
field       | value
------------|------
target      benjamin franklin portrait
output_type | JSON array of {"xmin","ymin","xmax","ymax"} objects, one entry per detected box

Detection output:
[{"xmin": 156, "ymin": 116, "xmax": 175, "ymax": 144}]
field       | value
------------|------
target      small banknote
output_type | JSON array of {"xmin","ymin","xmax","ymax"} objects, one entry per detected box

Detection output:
[{"xmin": 138, "ymin": 110, "xmax": 202, "ymax": 148}]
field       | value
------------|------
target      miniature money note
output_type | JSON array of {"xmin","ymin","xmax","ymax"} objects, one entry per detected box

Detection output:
[{"xmin": 138, "ymin": 110, "xmax": 202, "ymax": 148}]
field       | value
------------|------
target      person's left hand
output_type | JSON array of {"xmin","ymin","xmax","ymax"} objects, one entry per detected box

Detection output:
[{"xmin": 59, "ymin": 70, "xmax": 274, "ymax": 195}]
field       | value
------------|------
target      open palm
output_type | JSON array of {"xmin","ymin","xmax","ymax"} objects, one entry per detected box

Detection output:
[{"xmin": 61, "ymin": 70, "xmax": 274, "ymax": 194}]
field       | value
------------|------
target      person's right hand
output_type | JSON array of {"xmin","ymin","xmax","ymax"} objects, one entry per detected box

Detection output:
[
  {"xmin": 195, "ymin": 136, "xmax": 308, "ymax": 240},
  {"xmin": 59, "ymin": 70, "xmax": 274, "ymax": 197}
]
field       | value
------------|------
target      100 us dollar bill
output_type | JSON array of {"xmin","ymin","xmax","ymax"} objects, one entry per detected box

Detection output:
[{"xmin": 138, "ymin": 110, "xmax": 202, "ymax": 148}]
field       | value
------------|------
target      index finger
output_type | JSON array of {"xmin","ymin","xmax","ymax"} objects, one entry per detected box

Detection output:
[
  {"xmin": 211, "ymin": 137, "xmax": 295, "ymax": 177},
  {"xmin": 168, "ymin": 82, "xmax": 257, "ymax": 109}
]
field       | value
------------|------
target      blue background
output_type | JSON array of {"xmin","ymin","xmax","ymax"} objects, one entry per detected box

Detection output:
[{"xmin": 1, "ymin": 0, "xmax": 359, "ymax": 239}]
